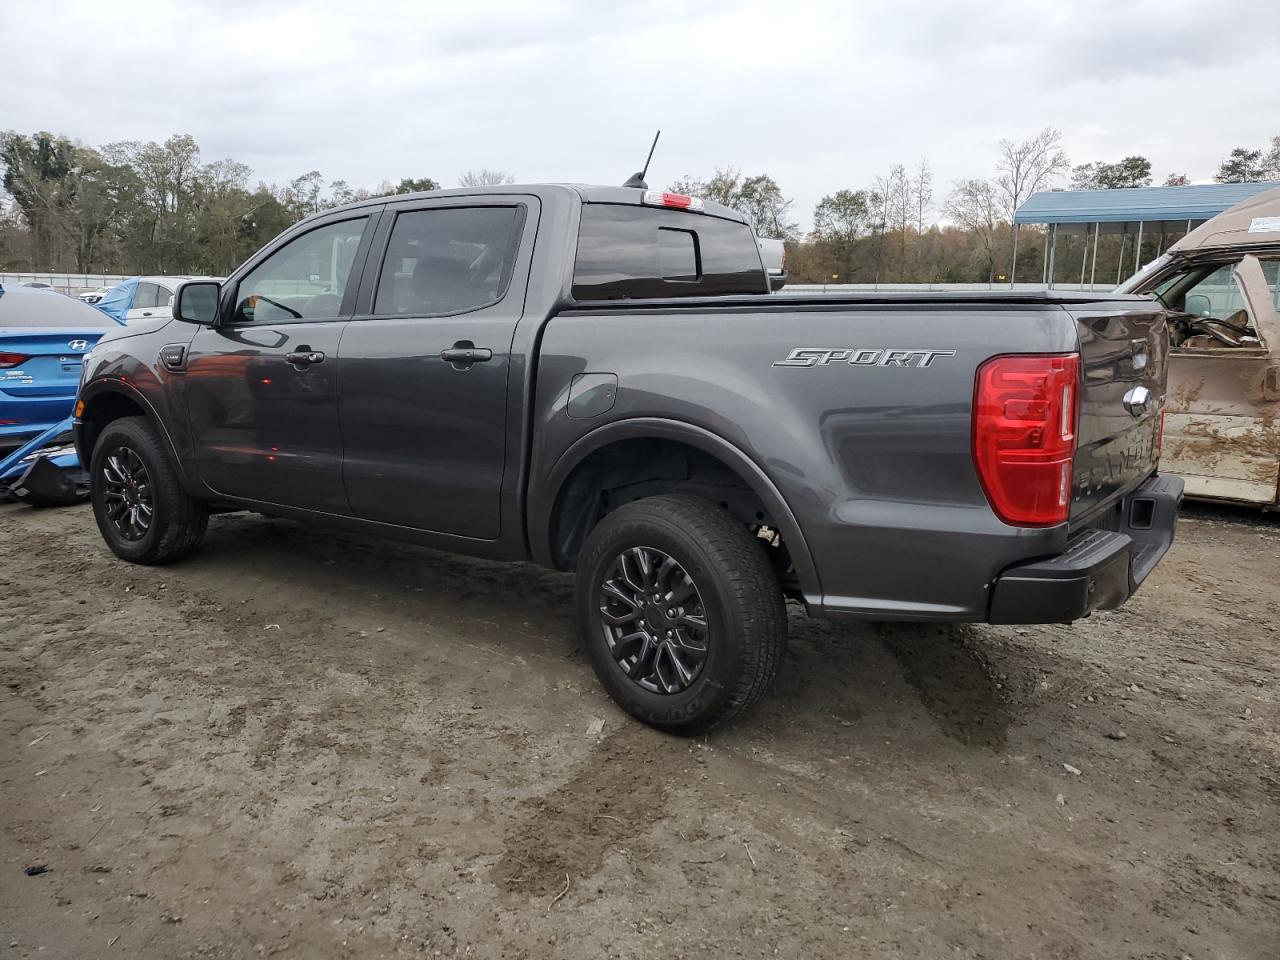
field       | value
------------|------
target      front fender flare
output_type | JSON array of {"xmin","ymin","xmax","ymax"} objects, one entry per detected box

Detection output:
[
  {"xmin": 528, "ymin": 417, "xmax": 821, "ymax": 604},
  {"xmin": 74, "ymin": 378, "xmax": 198, "ymax": 492}
]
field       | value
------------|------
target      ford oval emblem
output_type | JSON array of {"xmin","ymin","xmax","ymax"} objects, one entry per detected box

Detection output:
[{"xmin": 1122, "ymin": 385, "xmax": 1151, "ymax": 417}]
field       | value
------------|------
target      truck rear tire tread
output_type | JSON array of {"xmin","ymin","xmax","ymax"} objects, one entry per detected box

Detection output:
[{"xmin": 576, "ymin": 494, "xmax": 786, "ymax": 734}]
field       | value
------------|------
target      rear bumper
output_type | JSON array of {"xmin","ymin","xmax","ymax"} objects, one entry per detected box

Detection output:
[
  {"xmin": 987, "ymin": 472, "xmax": 1184, "ymax": 624},
  {"xmin": 1, "ymin": 395, "xmax": 77, "ymax": 448}
]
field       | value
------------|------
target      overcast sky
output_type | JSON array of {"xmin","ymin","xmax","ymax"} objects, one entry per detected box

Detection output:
[{"xmin": 4, "ymin": 0, "xmax": 1278, "ymax": 228}]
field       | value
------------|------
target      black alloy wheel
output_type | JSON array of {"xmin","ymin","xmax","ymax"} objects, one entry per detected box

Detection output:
[
  {"xmin": 100, "ymin": 445, "xmax": 153, "ymax": 541},
  {"xmin": 576, "ymin": 495, "xmax": 787, "ymax": 735},
  {"xmin": 89, "ymin": 415, "xmax": 209, "ymax": 565},
  {"xmin": 598, "ymin": 545, "xmax": 710, "ymax": 695}
]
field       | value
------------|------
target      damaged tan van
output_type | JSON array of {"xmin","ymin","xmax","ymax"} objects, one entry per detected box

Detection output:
[{"xmin": 1119, "ymin": 186, "xmax": 1280, "ymax": 507}]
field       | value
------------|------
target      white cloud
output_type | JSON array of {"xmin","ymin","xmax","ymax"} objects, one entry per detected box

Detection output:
[{"xmin": 2, "ymin": 0, "xmax": 1277, "ymax": 230}]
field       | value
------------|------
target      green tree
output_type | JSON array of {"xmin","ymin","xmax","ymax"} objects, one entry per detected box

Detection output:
[
  {"xmin": 396, "ymin": 176, "xmax": 441, "ymax": 193},
  {"xmin": 1, "ymin": 131, "xmax": 79, "ymax": 270},
  {"xmin": 1071, "ymin": 156, "xmax": 1152, "ymax": 189},
  {"xmin": 667, "ymin": 167, "xmax": 797, "ymax": 239},
  {"xmin": 812, "ymin": 188, "xmax": 875, "ymax": 280},
  {"xmin": 1163, "ymin": 173, "xmax": 1190, "ymax": 186},
  {"xmin": 1214, "ymin": 147, "xmax": 1267, "ymax": 183},
  {"xmin": 102, "ymin": 134, "xmax": 205, "ymax": 272}
]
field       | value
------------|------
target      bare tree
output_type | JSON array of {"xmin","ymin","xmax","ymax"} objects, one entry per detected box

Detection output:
[
  {"xmin": 458, "ymin": 168, "xmax": 516, "ymax": 187},
  {"xmin": 993, "ymin": 127, "xmax": 1069, "ymax": 222},
  {"xmin": 944, "ymin": 178, "xmax": 1001, "ymax": 282},
  {"xmin": 1266, "ymin": 135, "xmax": 1280, "ymax": 179},
  {"xmin": 870, "ymin": 174, "xmax": 892, "ymax": 286},
  {"xmin": 913, "ymin": 158, "xmax": 932, "ymax": 236},
  {"xmin": 885, "ymin": 164, "xmax": 912, "ymax": 276}
]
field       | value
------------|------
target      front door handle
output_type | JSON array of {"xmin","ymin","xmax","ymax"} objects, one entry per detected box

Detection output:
[
  {"xmin": 440, "ymin": 342, "xmax": 493, "ymax": 368},
  {"xmin": 285, "ymin": 349, "xmax": 325, "ymax": 366}
]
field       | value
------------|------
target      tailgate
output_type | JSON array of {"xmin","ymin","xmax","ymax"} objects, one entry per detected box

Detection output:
[{"xmin": 1069, "ymin": 301, "xmax": 1169, "ymax": 523}]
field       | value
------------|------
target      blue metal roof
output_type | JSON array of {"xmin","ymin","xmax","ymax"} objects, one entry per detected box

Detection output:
[{"xmin": 1013, "ymin": 181, "xmax": 1279, "ymax": 224}]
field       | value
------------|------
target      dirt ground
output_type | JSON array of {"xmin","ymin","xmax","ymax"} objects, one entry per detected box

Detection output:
[{"xmin": 1, "ymin": 500, "xmax": 1277, "ymax": 960}]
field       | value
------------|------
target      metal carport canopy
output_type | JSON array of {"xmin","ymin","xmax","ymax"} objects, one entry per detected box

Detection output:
[{"xmin": 1014, "ymin": 182, "xmax": 1279, "ymax": 225}]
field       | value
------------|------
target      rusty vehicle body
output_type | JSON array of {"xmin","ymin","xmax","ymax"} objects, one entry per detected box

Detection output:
[{"xmin": 1119, "ymin": 187, "xmax": 1280, "ymax": 507}]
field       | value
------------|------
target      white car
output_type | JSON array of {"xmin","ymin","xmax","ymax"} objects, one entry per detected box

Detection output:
[
  {"xmin": 108, "ymin": 276, "xmax": 221, "ymax": 323},
  {"xmin": 126, "ymin": 276, "xmax": 186, "ymax": 323},
  {"xmin": 78, "ymin": 286, "xmax": 116, "ymax": 305},
  {"xmin": 757, "ymin": 237, "xmax": 788, "ymax": 291}
]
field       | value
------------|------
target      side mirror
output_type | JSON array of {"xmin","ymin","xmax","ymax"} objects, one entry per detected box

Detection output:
[
  {"xmin": 1184, "ymin": 293, "xmax": 1211, "ymax": 317},
  {"xmin": 174, "ymin": 280, "xmax": 221, "ymax": 325}
]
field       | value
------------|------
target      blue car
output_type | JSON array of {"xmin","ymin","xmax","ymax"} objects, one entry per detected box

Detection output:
[{"xmin": 0, "ymin": 283, "xmax": 125, "ymax": 450}]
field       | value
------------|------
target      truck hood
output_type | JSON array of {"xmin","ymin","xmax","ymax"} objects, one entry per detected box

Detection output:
[{"xmin": 95, "ymin": 316, "xmax": 175, "ymax": 345}]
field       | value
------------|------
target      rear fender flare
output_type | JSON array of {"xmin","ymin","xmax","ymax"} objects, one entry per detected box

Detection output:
[{"xmin": 529, "ymin": 417, "xmax": 821, "ymax": 603}]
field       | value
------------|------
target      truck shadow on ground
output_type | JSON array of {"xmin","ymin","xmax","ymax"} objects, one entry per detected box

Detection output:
[{"xmin": 195, "ymin": 514, "xmax": 1021, "ymax": 753}]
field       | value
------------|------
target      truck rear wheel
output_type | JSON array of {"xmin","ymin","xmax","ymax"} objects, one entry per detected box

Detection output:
[
  {"xmin": 576, "ymin": 495, "xmax": 786, "ymax": 735},
  {"xmin": 89, "ymin": 416, "xmax": 208, "ymax": 565}
]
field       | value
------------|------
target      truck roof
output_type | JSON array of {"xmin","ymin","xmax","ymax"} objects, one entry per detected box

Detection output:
[
  {"xmin": 1167, "ymin": 184, "xmax": 1280, "ymax": 254},
  {"xmin": 306, "ymin": 183, "xmax": 749, "ymax": 226}
]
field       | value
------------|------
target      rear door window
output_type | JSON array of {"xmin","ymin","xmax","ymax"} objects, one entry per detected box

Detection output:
[
  {"xmin": 132, "ymin": 282, "xmax": 161, "ymax": 309},
  {"xmin": 373, "ymin": 206, "xmax": 523, "ymax": 316},
  {"xmin": 572, "ymin": 205, "xmax": 767, "ymax": 300}
]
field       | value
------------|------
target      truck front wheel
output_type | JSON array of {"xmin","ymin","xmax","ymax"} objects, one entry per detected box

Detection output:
[
  {"xmin": 575, "ymin": 495, "xmax": 786, "ymax": 734},
  {"xmin": 89, "ymin": 416, "xmax": 209, "ymax": 565}
]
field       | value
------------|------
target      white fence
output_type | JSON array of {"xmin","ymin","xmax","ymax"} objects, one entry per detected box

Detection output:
[{"xmin": 1, "ymin": 272, "xmax": 131, "ymax": 295}]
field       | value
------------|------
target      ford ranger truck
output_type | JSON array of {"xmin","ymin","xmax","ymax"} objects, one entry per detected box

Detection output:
[{"xmin": 74, "ymin": 184, "xmax": 1182, "ymax": 733}]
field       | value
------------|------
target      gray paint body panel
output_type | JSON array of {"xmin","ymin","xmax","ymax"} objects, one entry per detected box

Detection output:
[{"xmin": 530, "ymin": 301, "xmax": 1103, "ymax": 618}]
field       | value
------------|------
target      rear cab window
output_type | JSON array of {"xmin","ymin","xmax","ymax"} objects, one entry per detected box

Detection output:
[{"xmin": 572, "ymin": 204, "xmax": 767, "ymax": 300}]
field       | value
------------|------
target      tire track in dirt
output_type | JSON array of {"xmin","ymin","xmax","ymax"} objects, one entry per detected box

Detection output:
[{"xmin": 491, "ymin": 732, "xmax": 670, "ymax": 896}]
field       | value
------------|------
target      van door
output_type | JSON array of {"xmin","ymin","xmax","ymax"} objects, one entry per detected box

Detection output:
[
  {"xmin": 1162, "ymin": 255, "xmax": 1280, "ymax": 504},
  {"xmin": 338, "ymin": 197, "xmax": 537, "ymax": 539}
]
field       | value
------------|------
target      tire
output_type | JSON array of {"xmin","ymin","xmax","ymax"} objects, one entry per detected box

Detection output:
[
  {"xmin": 575, "ymin": 495, "xmax": 786, "ymax": 735},
  {"xmin": 89, "ymin": 416, "xmax": 208, "ymax": 565}
]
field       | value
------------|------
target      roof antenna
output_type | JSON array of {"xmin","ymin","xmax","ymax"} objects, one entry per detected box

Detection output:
[{"xmin": 622, "ymin": 130, "xmax": 661, "ymax": 189}]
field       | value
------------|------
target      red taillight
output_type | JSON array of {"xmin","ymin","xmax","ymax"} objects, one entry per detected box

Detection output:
[
  {"xmin": 973, "ymin": 353, "xmax": 1080, "ymax": 527},
  {"xmin": 0, "ymin": 352, "xmax": 31, "ymax": 368},
  {"xmin": 642, "ymin": 190, "xmax": 705, "ymax": 212}
]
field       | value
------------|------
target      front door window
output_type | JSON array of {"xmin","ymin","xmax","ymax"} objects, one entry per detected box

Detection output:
[
  {"xmin": 233, "ymin": 219, "xmax": 367, "ymax": 324},
  {"xmin": 1160, "ymin": 256, "xmax": 1275, "ymax": 350}
]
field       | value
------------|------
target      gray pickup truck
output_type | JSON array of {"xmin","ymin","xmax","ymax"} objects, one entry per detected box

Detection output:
[{"xmin": 74, "ymin": 184, "xmax": 1182, "ymax": 733}]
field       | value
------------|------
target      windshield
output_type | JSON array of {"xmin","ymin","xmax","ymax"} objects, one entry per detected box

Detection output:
[{"xmin": 1115, "ymin": 253, "xmax": 1172, "ymax": 294}]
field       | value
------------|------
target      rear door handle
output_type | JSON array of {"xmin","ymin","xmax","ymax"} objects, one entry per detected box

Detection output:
[
  {"xmin": 285, "ymin": 350, "xmax": 325, "ymax": 366},
  {"xmin": 440, "ymin": 343, "xmax": 493, "ymax": 367}
]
